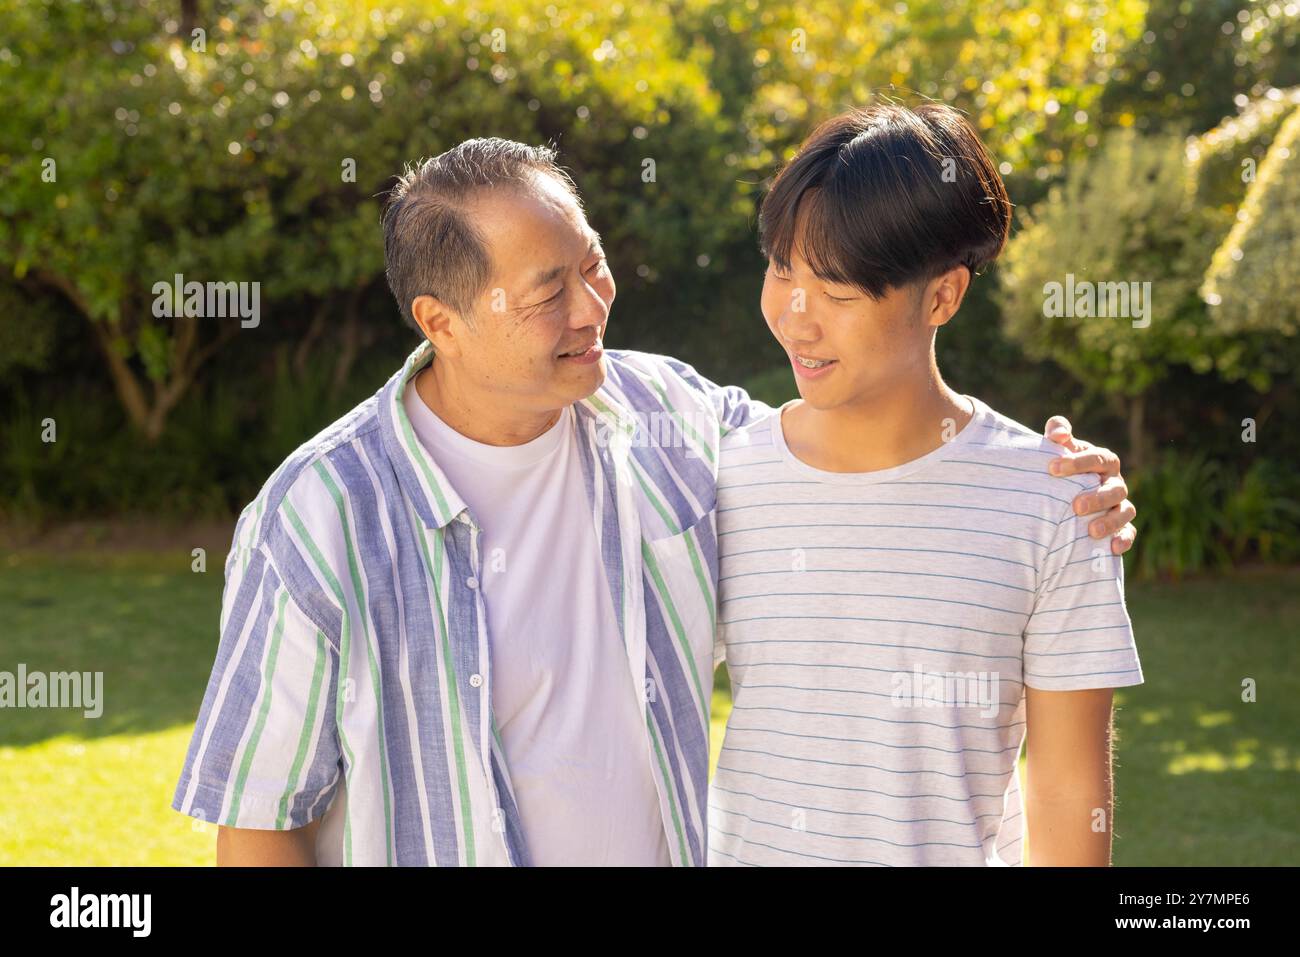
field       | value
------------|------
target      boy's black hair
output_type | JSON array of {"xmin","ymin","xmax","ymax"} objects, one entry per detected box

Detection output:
[{"xmin": 759, "ymin": 103, "xmax": 1013, "ymax": 300}]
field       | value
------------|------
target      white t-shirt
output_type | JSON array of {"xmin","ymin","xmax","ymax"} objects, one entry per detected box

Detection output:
[
  {"xmin": 709, "ymin": 396, "xmax": 1143, "ymax": 866},
  {"xmin": 403, "ymin": 380, "xmax": 671, "ymax": 866}
]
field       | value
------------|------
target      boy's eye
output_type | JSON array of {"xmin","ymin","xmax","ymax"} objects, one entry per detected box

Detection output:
[{"xmin": 825, "ymin": 292, "xmax": 857, "ymax": 303}]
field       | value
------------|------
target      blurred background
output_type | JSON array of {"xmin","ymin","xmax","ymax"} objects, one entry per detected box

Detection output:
[{"xmin": 1, "ymin": 0, "xmax": 1297, "ymax": 865}]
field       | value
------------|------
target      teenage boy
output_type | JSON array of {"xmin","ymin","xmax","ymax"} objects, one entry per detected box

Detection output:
[{"xmin": 709, "ymin": 104, "xmax": 1143, "ymax": 867}]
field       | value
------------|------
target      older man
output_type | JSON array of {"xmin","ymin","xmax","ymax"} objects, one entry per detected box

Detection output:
[{"xmin": 171, "ymin": 138, "xmax": 1136, "ymax": 866}]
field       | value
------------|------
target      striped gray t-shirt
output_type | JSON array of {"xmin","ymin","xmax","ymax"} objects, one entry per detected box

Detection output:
[{"xmin": 708, "ymin": 396, "xmax": 1143, "ymax": 867}]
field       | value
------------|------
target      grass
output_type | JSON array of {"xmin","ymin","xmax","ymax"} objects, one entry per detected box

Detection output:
[{"xmin": 2, "ymin": 550, "xmax": 1297, "ymax": 865}]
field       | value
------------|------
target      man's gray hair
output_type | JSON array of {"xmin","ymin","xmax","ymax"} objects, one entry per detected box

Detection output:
[{"xmin": 382, "ymin": 138, "xmax": 581, "ymax": 329}]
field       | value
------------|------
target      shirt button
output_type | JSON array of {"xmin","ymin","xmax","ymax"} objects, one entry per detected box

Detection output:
[
  {"xmin": 466, "ymin": 576, "xmax": 479, "ymax": 589},
  {"xmin": 469, "ymin": 674, "xmax": 483, "ymax": 688}
]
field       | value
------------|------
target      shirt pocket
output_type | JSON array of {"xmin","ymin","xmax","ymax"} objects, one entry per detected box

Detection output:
[{"xmin": 641, "ymin": 510, "xmax": 719, "ymax": 712}]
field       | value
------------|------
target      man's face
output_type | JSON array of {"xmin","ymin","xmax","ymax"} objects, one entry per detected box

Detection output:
[
  {"xmin": 451, "ymin": 175, "xmax": 616, "ymax": 412},
  {"xmin": 760, "ymin": 246, "xmax": 933, "ymax": 412}
]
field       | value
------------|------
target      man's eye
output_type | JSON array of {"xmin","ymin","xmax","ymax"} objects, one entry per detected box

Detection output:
[
  {"xmin": 587, "ymin": 257, "xmax": 608, "ymax": 274},
  {"xmin": 536, "ymin": 288, "xmax": 564, "ymax": 307},
  {"xmin": 825, "ymin": 292, "xmax": 856, "ymax": 303}
]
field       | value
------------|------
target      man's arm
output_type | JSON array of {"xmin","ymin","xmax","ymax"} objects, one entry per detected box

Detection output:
[
  {"xmin": 171, "ymin": 514, "xmax": 344, "ymax": 854},
  {"xmin": 217, "ymin": 819, "xmax": 322, "ymax": 866},
  {"xmin": 1023, "ymin": 686, "xmax": 1116, "ymax": 866},
  {"xmin": 613, "ymin": 351, "xmax": 775, "ymax": 435}
]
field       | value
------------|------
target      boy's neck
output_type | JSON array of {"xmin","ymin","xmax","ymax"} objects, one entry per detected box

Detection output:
[{"xmin": 782, "ymin": 365, "xmax": 974, "ymax": 474}]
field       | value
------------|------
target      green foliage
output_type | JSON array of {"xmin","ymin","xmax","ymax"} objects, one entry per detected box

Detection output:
[
  {"xmin": 1127, "ymin": 452, "xmax": 1300, "ymax": 581},
  {"xmin": 1221, "ymin": 460, "xmax": 1300, "ymax": 564},
  {"xmin": 739, "ymin": 365, "xmax": 797, "ymax": 409},
  {"xmin": 0, "ymin": 282, "xmax": 58, "ymax": 383},
  {"xmin": 0, "ymin": 0, "xmax": 746, "ymax": 435},
  {"xmin": 1099, "ymin": 0, "xmax": 1300, "ymax": 137},
  {"xmin": 997, "ymin": 129, "xmax": 1228, "ymax": 401},
  {"xmin": 1128, "ymin": 453, "xmax": 1231, "ymax": 580},
  {"xmin": 0, "ymin": 0, "xmax": 1297, "ymax": 544},
  {"xmin": 1188, "ymin": 86, "xmax": 1300, "ymax": 210},
  {"xmin": 1201, "ymin": 104, "xmax": 1300, "ymax": 341}
]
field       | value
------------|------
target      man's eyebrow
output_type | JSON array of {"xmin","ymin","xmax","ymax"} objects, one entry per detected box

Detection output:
[
  {"xmin": 520, "ymin": 235, "xmax": 604, "ymax": 297},
  {"xmin": 523, "ymin": 264, "xmax": 566, "ymax": 296}
]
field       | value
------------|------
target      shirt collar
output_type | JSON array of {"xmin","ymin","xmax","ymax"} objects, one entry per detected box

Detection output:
[
  {"xmin": 380, "ymin": 340, "xmax": 639, "ymax": 529},
  {"xmin": 379, "ymin": 340, "xmax": 469, "ymax": 529}
]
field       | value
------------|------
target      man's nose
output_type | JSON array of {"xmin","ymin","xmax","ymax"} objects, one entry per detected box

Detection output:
[{"xmin": 569, "ymin": 277, "xmax": 609, "ymax": 328}]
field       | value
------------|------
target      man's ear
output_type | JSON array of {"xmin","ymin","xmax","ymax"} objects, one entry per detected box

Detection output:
[
  {"xmin": 925, "ymin": 265, "xmax": 972, "ymax": 329},
  {"xmin": 412, "ymin": 294, "xmax": 463, "ymax": 358}
]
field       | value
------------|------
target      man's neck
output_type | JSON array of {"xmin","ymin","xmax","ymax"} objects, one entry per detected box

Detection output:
[
  {"xmin": 414, "ymin": 362, "xmax": 562, "ymax": 447},
  {"xmin": 783, "ymin": 366, "xmax": 973, "ymax": 473}
]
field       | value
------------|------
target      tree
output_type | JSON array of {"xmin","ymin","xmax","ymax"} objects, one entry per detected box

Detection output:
[
  {"xmin": 1201, "ymin": 104, "xmax": 1300, "ymax": 341},
  {"xmin": 995, "ymin": 129, "xmax": 1230, "ymax": 468},
  {"xmin": 0, "ymin": 0, "xmax": 746, "ymax": 439}
]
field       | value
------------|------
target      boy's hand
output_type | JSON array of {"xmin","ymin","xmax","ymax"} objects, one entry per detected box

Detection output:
[{"xmin": 1042, "ymin": 415, "xmax": 1137, "ymax": 556}]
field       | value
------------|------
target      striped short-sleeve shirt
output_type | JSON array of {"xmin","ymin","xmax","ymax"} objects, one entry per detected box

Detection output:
[
  {"xmin": 708, "ymin": 396, "xmax": 1143, "ymax": 867},
  {"xmin": 171, "ymin": 341, "xmax": 767, "ymax": 865}
]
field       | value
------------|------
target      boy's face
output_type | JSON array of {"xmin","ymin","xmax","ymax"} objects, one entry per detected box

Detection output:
[{"xmin": 761, "ymin": 247, "xmax": 936, "ymax": 412}]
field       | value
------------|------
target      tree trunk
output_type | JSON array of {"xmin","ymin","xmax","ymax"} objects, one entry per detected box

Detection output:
[
  {"xmin": 1126, "ymin": 392, "xmax": 1149, "ymax": 472},
  {"xmin": 34, "ymin": 271, "xmax": 230, "ymax": 442},
  {"xmin": 180, "ymin": 0, "xmax": 199, "ymax": 37},
  {"xmin": 330, "ymin": 285, "xmax": 373, "ymax": 398}
]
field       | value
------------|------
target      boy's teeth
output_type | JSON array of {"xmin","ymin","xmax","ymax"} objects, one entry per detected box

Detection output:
[{"xmin": 796, "ymin": 355, "xmax": 831, "ymax": 368}]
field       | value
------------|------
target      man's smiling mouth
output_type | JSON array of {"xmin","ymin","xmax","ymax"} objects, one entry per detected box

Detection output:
[{"xmin": 558, "ymin": 339, "xmax": 603, "ymax": 362}]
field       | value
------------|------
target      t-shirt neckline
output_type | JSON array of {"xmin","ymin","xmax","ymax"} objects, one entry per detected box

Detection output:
[
  {"xmin": 402, "ymin": 374, "xmax": 571, "ymax": 471},
  {"xmin": 770, "ymin": 394, "xmax": 991, "ymax": 485}
]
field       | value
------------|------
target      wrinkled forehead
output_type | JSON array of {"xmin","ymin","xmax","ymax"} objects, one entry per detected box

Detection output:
[
  {"xmin": 473, "ymin": 178, "xmax": 598, "ymax": 295},
  {"xmin": 469, "ymin": 175, "xmax": 598, "ymax": 289}
]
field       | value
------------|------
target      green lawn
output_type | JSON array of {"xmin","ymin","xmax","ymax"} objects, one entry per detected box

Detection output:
[{"xmin": 2, "ymin": 550, "xmax": 1297, "ymax": 865}]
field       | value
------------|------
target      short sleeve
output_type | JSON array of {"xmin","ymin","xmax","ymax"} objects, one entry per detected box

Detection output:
[
  {"xmin": 657, "ymin": 355, "xmax": 775, "ymax": 435},
  {"xmin": 172, "ymin": 542, "xmax": 343, "ymax": 830},
  {"xmin": 1023, "ymin": 499, "xmax": 1144, "ymax": 691}
]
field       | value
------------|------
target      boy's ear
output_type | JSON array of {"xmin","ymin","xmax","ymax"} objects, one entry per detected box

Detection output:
[{"xmin": 925, "ymin": 265, "xmax": 972, "ymax": 328}]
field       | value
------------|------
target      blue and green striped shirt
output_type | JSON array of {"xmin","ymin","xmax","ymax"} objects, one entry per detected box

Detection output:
[{"xmin": 172, "ymin": 340, "xmax": 765, "ymax": 865}]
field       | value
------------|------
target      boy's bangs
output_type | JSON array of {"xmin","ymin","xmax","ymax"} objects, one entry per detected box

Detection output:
[{"xmin": 763, "ymin": 186, "xmax": 872, "ymax": 295}]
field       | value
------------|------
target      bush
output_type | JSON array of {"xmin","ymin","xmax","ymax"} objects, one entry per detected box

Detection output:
[{"xmin": 1127, "ymin": 452, "xmax": 1300, "ymax": 580}]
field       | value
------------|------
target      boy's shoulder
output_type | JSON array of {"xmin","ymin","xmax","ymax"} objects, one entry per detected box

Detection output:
[
  {"xmin": 958, "ymin": 396, "xmax": 1100, "ymax": 501},
  {"xmin": 718, "ymin": 404, "xmax": 782, "ymax": 456}
]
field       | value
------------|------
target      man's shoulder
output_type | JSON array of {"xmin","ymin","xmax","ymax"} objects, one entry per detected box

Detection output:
[
  {"xmin": 600, "ymin": 349, "xmax": 723, "ymax": 416},
  {"xmin": 235, "ymin": 385, "xmax": 390, "ymax": 556}
]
